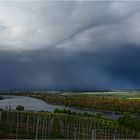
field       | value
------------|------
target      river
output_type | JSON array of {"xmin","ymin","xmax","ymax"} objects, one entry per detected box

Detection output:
[{"xmin": 0, "ymin": 95, "xmax": 122, "ymax": 120}]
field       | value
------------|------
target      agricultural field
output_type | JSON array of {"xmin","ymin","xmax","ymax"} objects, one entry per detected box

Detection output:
[
  {"xmin": 0, "ymin": 91, "xmax": 140, "ymax": 139},
  {"xmin": 61, "ymin": 91, "xmax": 140, "ymax": 99},
  {"xmin": 0, "ymin": 111, "xmax": 139, "ymax": 139}
]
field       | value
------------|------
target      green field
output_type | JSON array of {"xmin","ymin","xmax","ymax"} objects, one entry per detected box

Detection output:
[{"xmin": 61, "ymin": 91, "xmax": 140, "ymax": 99}]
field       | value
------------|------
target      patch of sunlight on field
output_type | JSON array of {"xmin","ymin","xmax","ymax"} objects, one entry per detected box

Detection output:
[
  {"xmin": 79, "ymin": 92, "xmax": 130, "ymax": 95},
  {"xmin": 77, "ymin": 91, "xmax": 140, "ymax": 99},
  {"xmin": 128, "ymin": 98, "xmax": 140, "ymax": 100},
  {"xmin": 79, "ymin": 92, "xmax": 103, "ymax": 95}
]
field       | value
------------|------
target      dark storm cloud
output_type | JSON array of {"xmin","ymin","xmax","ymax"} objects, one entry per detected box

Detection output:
[
  {"xmin": 0, "ymin": 1, "xmax": 140, "ymax": 90},
  {"xmin": 0, "ymin": 44, "xmax": 140, "ymax": 90}
]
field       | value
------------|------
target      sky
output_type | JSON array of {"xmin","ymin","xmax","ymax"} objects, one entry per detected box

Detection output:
[{"xmin": 0, "ymin": 0, "xmax": 140, "ymax": 90}]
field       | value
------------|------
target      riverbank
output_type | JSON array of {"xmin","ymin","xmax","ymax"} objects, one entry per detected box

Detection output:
[
  {"xmin": 0, "ymin": 94, "xmax": 139, "ymax": 120},
  {"xmin": 28, "ymin": 94, "xmax": 139, "ymax": 117},
  {"xmin": 0, "ymin": 95, "xmax": 121, "ymax": 120},
  {"xmin": 26, "ymin": 95, "xmax": 128, "ymax": 120}
]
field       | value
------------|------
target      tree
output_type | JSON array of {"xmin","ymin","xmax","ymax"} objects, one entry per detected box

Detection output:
[{"xmin": 16, "ymin": 105, "xmax": 24, "ymax": 112}]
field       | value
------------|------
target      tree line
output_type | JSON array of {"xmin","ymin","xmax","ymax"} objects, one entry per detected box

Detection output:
[{"xmin": 39, "ymin": 95, "xmax": 140, "ymax": 113}]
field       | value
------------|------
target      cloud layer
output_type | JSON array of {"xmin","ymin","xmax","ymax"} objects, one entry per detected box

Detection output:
[{"xmin": 0, "ymin": 1, "xmax": 140, "ymax": 90}]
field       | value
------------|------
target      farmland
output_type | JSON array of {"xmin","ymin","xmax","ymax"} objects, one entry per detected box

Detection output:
[
  {"xmin": 0, "ymin": 91, "xmax": 140, "ymax": 139},
  {"xmin": 0, "ymin": 110, "xmax": 139, "ymax": 139}
]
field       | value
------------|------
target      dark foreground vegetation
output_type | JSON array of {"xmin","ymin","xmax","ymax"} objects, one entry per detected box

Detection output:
[
  {"xmin": 0, "ymin": 110, "xmax": 140, "ymax": 139},
  {"xmin": 0, "ymin": 96, "xmax": 3, "ymax": 100},
  {"xmin": 118, "ymin": 112, "xmax": 140, "ymax": 132}
]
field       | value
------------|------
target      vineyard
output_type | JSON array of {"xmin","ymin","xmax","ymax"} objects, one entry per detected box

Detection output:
[{"xmin": 0, "ymin": 111, "xmax": 139, "ymax": 139}]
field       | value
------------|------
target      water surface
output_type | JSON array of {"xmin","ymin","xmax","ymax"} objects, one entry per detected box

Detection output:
[{"xmin": 0, "ymin": 95, "xmax": 121, "ymax": 120}]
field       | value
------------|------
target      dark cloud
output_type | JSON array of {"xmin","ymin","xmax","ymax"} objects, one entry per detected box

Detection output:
[
  {"xmin": 0, "ymin": 44, "xmax": 140, "ymax": 90},
  {"xmin": 0, "ymin": 1, "xmax": 140, "ymax": 90}
]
